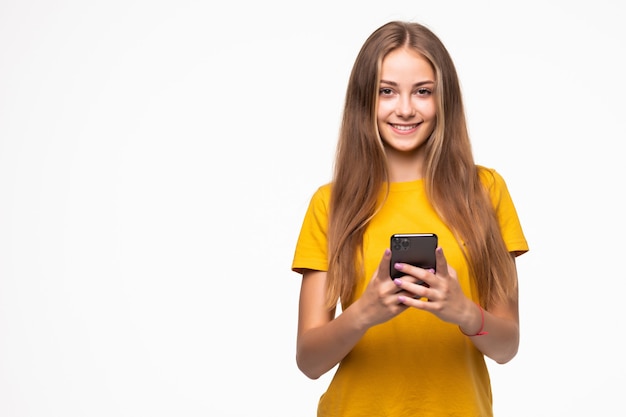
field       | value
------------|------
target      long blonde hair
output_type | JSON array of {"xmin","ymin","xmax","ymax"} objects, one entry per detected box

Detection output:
[{"xmin": 326, "ymin": 21, "xmax": 516, "ymax": 310}]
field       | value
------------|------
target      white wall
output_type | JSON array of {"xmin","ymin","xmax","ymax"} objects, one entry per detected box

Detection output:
[{"xmin": 1, "ymin": 1, "xmax": 624, "ymax": 416}]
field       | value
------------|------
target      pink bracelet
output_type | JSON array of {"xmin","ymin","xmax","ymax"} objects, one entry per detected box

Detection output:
[{"xmin": 459, "ymin": 303, "xmax": 489, "ymax": 336}]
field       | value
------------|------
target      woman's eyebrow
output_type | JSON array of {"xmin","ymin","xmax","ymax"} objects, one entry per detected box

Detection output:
[{"xmin": 379, "ymin": 79, "xmax": 435, "ymax": 87}]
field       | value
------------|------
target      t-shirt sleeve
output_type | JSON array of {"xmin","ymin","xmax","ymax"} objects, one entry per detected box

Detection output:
[
  {"xmin": 291, "ymin": 185, "xmax": 332, "ymax": 274},
  {"xmin": 480, "ymin": 167, "xmax": 529, "ymax": 256}
]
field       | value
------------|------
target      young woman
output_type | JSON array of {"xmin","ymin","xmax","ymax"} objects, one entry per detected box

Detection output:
[{"xmin": 291, "ymin": 21, "xmax": 528, "ymax": 416}]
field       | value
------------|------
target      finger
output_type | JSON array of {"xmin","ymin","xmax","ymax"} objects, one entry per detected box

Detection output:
[
  {"xmin": 398, "ymin": 294, "xmax": 431, "ymax": 308},
  {"xmin": 435, "ymin": 247, "xmax": 449, "ymax": 276},
  {"xmin": 394, "ymin": 276, "xmax": 430, "ymax": 299},
  {"xmin": 377, "ymin": 248, "xmax": 392, "ymax": 282}
]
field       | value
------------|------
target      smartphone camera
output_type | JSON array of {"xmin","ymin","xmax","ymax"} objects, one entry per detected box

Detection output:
[{"xmin": 392, "ymin": 237, "xmax": 410, "ymax": 251}]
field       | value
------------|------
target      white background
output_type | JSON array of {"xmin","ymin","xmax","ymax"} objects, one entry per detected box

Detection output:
[{"xmin": 1, "ymin": 1, "xmax": 624, "ymax": 416}]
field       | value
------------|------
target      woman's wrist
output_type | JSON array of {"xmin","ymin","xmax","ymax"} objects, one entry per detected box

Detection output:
[{"xmin": 459, "ymin": 302, "xmax": 489, "ymax": 337}]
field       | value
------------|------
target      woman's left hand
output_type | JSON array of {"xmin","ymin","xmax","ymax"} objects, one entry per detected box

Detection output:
[{"xmin": 392, "ymin": 246, "xmax": 473, "ymax": 326}]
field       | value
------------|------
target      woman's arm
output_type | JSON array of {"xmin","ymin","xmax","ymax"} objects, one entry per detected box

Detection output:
[
  {"xmin": 457, "ymin": 257, "xmax": 520, "ymax": 364},
  {"xmin": 296, "ymin": 250, "xmax": 410, "ymax": 379},
  {"xmin": 296, "ymin": 270, "xmax": 368, "ymax": 379},
  {"xmin": 394, "ymin": 248, "xmax": 520, "ymax": 364}
]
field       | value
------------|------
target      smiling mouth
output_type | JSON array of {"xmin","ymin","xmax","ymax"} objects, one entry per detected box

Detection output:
[{"xmin": 391, "ymin": 123, "xmax": 419, "ymax": 131}]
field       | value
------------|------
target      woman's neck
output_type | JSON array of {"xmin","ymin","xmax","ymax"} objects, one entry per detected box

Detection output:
[{"xmin": 386, "ymin": 148, "xmax": 425, "ymax": 182}]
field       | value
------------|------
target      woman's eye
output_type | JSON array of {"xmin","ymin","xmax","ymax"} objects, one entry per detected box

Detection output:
[
  {"xmin": 416, "ymin": 88, "xmax": 432, "ymax": 95},
  {"xmin": 379, "ymin": 88, "xmax": 393, "ymax": 96}
]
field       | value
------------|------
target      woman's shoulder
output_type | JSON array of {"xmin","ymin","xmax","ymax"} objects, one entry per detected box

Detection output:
[
  {"xmin": 304, "ymin": 182, "xmax": 333, "ymax": 212},
  {"xmin": 476, "ymin": 165, "xmax": 519, "ymax": 210},
  {"xmin": 476, "ymin": 165, "xmax": 507, "ymax": 189},
  {"xmin": 311, "ymin": 182, "xmax": 333, "ymax": 199}
]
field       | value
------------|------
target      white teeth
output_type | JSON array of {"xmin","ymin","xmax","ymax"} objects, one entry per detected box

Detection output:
[{"xmin": 393, "ymin": 124, "xmax": 417, "ymax": 131}]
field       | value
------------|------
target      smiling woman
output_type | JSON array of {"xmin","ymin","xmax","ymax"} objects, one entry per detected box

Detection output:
[
  {"xmin": 2, "ymin": 1, "xmax": 623, "ymax": 416},
  {"xmin": 291, "ymin": 20, "xmax": 528, "ymax": 417},
  {"xmin": 376, "ymin": 46, "xmax": 437, "ymax": 181}
]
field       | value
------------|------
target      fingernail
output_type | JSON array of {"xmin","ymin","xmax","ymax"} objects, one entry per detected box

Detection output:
[{"xmin": 394, "ymin": 278, "xmax": 402, "ymax": 286}]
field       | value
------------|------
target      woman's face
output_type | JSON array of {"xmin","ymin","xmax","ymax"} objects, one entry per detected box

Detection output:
[{"xmin": 377, "ymin": 47, "xmax": 437, "ymax": 156}]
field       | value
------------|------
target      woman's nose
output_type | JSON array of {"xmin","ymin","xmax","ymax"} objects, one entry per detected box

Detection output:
[{"xmin": 395, "ymin": 96, "xmax": 415, "ymax": 117}]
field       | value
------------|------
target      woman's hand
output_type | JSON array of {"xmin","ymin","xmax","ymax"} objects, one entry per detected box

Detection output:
[
  {"xmin": 391, "ymin": 247, "xmax": 474, "ymax": 326},
  {"xmin": 392, "ymin": 247, "xmax": 521, "ymax": 363},
  {"xmin": 296, "ymin": 248, "xmax": 420, "ymax": 379},
  {"xmin": 350, "ymin": 248, "xmax": 415, "ymax": 328}
]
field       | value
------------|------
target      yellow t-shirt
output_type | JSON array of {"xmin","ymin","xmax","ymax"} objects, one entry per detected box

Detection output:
[{"xmin": 292, "ymin": 167, "xmax": 529, "ymax": 417}]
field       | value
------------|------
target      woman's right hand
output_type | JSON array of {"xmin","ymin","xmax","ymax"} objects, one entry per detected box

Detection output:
[{"xmin": 352, "ymin": 248, "xmax": 414, "ymax": 328}]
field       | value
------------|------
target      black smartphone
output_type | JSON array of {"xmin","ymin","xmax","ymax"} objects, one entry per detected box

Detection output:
[{"xmin": 389, "ymin": 233, "xmax": 438, "ymax": 280}]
